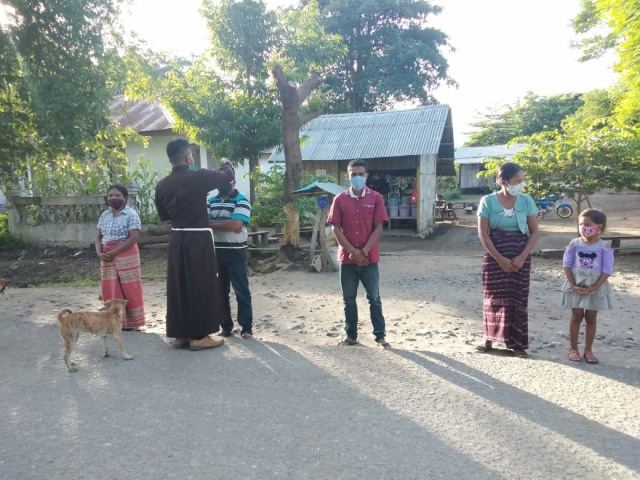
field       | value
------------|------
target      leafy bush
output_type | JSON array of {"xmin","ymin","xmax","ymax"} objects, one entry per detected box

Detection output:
[
  {"xmin": 0, "ymin": 213, "xmax": 31, "ymax": 248},
  {"xmin": 437, "ymin": 167, "xmax": 460, "ymax": 201},
  {"xmin": 121, "ymin": 158, "xmax": 167, "ymax": 224},
  {"xmin": 12, "ymin": 156, "xmax": 165, "ymax": 225},
  {"xmin": 249, "ymin": 165, "xmax": 337, "ymax": 227}
]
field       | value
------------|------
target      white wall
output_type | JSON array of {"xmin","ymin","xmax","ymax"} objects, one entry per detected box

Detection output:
[
  {"xmin": 124, "ymin": 135, "xmax": 252, "ymax": 197},
  {"xmin": 126, "ymin": 135, "xmax": 181, "ymax": 175},
  {"xmin": 417, "ymin": 154, "xmax": 438, "ymax": 236}
]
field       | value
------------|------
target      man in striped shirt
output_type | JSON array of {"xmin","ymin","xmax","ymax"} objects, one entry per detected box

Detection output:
[{"xmin": 208, "ymin": 180, "xmax": 254, "ymax": 339}]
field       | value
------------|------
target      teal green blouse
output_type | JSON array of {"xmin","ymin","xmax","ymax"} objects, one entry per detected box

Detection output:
[{"xmin": 478, "ymin": 193, "xmax": 538, "ymax": 234}]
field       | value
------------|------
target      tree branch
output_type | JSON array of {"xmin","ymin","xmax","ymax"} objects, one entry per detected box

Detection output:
[
  {"xmin": 297, "ymin": 72, "xmax": 322, "ymax": 103},
  {"xmin": 299, "ymin": 109, "xmax": 324, "ymax": 127}
]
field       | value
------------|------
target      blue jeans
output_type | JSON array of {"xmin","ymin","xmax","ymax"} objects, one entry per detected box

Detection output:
[
  {"xmin": 340, "ymin": 263, "xmax": 386, "ymax": 340},
  {"xmin": 218, "ymin": 260, "xmax": 253, "ymax": 334}
]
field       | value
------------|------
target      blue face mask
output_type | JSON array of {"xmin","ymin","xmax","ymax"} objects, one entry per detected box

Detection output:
[{"xmin": 350, "ymin": 175, "xmax": 366, "ymax": 190}]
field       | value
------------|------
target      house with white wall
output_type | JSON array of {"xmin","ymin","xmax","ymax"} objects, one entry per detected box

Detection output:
[
  {"xmin": 454, "ymin": 143, "xmax": 527, "ymax": 193},
  {"xmin": 110, "ymin": 95, "xmax": 251, "ymax": 195}
]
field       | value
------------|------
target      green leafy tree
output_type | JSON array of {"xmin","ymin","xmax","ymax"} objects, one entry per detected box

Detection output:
[
  {"xmin": 572, "ymin": 0, "xmax": 640, "ymax": 124},
  {"xmin": 203, "ymin": 0, "xmax": 278, "ymax": 94},
  {"xmin": 271, "ymin": 0, "xmax": 345, "ymax": 250},
  {"xmin": 477, "ymin": 1, "xmax": 640, "ymax": 220},
  {"xmin": 481, "ymin": 122, "xmax": 640, "ymax": 216},
  {"xmin": 249, "ymin": 164, "xmax": 334, "ymax": 227},
  {"xmin": 466, "ymin": 92, "xmax": 584, "ymax": 147},
  {"xmin": 0, "ymin": 0, "xmax": 123, "ymax": 168},
  {"xmin": 309, "ymin": 0, "xmax": 454, "ymax": 112},
  {"xmin": 160, "ymin": 0, "xmax": 281, "ymax": 205}
]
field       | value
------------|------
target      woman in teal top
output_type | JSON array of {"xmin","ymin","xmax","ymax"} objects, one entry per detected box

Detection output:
[{"xmin": 476, "ymin": 162, "xmax": 539, "ymax": 358}]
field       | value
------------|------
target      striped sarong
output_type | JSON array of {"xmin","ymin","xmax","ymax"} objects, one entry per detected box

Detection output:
[
  {"xmin": 482, "ymin": 229, "xmax": 531, "ymax": 350},
  {"xmin": 100, "ymin": 241, "xmax": 145, "ymax": 329}
]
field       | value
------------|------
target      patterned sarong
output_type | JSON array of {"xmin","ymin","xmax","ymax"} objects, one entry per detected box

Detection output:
[
  {"xmin": 482, "ymin": 229, "xmax": 531, "ymax": 350},
  {"xmin": 100, "ymin": 241, "xmax": 145, "ymax": 329}
]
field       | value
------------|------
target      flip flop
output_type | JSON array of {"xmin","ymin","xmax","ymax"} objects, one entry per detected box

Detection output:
[
  {"xmin": 375, "ymin": 337, "xmax": 391, "ymax": 349},
  {"xmin": 475, "ymin": 342, "xmax": 493, "ymax": 353},
  {"xmin": 339, "ymin": 336, "xmax": 358, "ymax": 346},
  {"xmin": 583, "ymin": 350, "xmax": 599, "ymax": 364},
  {"xmin": 512, "ymin": 349, "xmax": 528, "ymax": 359},
  {"xmin": 568, "ymin": 348, "xmax": 581, "ymax": 362}
]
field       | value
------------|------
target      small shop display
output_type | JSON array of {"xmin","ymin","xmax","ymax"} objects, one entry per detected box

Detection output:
[{"xmin": 383, "ymin": 174, "xmax": 415, "ymax": 217}]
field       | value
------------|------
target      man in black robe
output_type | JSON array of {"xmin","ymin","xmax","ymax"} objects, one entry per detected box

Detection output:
[{"xmin": 155, "ymin": 139, "xmax": 235, "ymax": 350}]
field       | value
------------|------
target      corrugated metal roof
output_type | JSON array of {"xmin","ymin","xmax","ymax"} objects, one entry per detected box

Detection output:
[
  {"xmin": 454, "ymin": 143, "xmax": 527, "ymax": 165},
  {"xmin": 269, "ymin": 105, "xmax": 451, "ymax": 162},
  {"xmin": 110, "ymin": 94, "xmax": 175, "ymax": 133}
]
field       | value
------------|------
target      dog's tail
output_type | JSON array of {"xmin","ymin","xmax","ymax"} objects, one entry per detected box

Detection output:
[{"xmin": 57, "ymin": 308, "xmax": 74, "ymax": 321}]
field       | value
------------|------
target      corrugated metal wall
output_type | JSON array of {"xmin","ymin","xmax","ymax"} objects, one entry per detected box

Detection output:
[{"xmin": 460, "ymin": 164, "xmax": 493, "ymax": 190}]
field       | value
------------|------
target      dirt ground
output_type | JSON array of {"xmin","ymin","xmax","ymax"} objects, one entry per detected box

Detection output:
[{"xmin": 1, "ymin": 190, "xmax": 639, "ymax": 367}]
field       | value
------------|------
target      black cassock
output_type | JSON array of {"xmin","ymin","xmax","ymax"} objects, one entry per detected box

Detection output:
[{"xmin": 155, "ymin": 165, "xmax": 234, "ymax": 339}]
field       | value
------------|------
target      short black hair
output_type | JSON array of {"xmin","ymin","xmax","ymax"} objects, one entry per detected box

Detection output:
[
  {"xmin": 497, "ymin": 162, "xmax": 523, "ymax": 182},
  {"xmin": 348, "ymin": 159, "xmax": 368, "ymax": 171},
  {"xmin": 108, "ymin": 184, "xmax": 128, "ymax": 198},
  {"xmin": 166, "ymin": 139, "xmax": 191, "ymax": 165}
]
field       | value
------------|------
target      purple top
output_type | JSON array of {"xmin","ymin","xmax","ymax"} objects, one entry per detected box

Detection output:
[{"xmin": 562, "ymin": 242, "xmax": 614, "ymax": 275}]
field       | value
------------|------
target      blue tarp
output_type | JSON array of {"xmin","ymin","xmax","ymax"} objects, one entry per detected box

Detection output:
[{"xmin": 293, "ymin": 180, "xmax": 346, "ymax": 196}]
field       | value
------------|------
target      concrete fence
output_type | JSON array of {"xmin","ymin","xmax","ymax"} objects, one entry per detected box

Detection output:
[{"xmin": 5, "ymin": 188, "xmax": 138, "ymax": 248}]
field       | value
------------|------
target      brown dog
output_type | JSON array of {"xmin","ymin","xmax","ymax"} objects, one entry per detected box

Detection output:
[
  {"xmin": 0, "ymin": 277, "xmax": 7, "ymax": 294},
  {"xmin": 57, "ymin": 299, "xmax": 134, "ymax": 372}
]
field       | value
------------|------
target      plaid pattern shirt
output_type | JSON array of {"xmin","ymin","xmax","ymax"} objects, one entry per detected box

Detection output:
[{"xmin": 97, "ymin": 206, "xmax": 141, "ymax": 244}]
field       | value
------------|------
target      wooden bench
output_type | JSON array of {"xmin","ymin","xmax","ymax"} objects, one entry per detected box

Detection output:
[
  {"xmin": 247, "ymin": 230, "xmax": 270, "ymax": 246},
  {"xmin": 602, "ymin": 235, "xmax": 640, "ymax": 255}
]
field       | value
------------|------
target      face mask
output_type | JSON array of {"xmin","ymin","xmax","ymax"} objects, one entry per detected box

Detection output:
[
  {"xmin": 581, "ymin": 225, "xmax": 598, "ymax": 238},
  {"xmin": 506, "ymin": 181, "xmax": 525, "ymax": 196},
  {"xmin": 188, "ymin": 163, "xmax": 196, "ymax": 171},
  {"xmin": 218, "ymin": 182, "xmax": 233, "ymax": 196},
  {"xmin": 108, "ymin": 198, "xmax": 125, "ymax": 210},
  {"xmin": 350, "ymin": 175, "xmax": 366, "ymax": 190}
]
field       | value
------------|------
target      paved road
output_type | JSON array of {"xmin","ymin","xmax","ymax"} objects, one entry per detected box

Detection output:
[{"xmin": 1, "ymin": 318, "xmax": 639, "ymax": 479}]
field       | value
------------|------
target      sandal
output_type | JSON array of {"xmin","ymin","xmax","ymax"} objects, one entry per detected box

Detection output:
[
  {"xmin": 338, "ymin": 336, "xmax": 358, "ymax": 346},
  {"xmin": 568, "ymin": 348, "xmax": 581, "ymax": 362},
  {"xmin": 583, "ymin": 350, "xmax": 599, "ymax": 364},
  {"xmin": 375, "ymin": 337, "xmax": 391, "ymax": 349},
  {"xmin": 475, "ymin": 341, "xmax": 493, "ymax": 353},
  {"xmin": 240, "ymin": 332, "xmax": 254, "ymax": 339},
  {"xmin": 512, "ymin": 349, "xmax": 528, "ymax": 359}
]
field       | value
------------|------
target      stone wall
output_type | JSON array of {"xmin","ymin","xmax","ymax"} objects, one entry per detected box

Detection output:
[{"xmin": 5, "ymin": 189, "xmax": 138, "ymax": 248}]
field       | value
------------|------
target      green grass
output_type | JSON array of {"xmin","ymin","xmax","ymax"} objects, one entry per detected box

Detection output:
[
  {"xmin": 458, "ymin": 193, "xmax": 485, "ymax": 203},
  {"xmin": 141, "ymin": 276, "xmax": 167, "ymax": 283}
]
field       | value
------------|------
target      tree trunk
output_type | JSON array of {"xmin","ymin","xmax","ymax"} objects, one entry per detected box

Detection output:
[
  {"xmin": 273, "ymin": 65, "xmax": 322, "ymax": 249},
  {"xmin": 249, "ymin": 156, "xmax": 258, "ymax": 205},
  {"xmin": 283, "ymin": 202, "xmax": 299, "ymax": 247}
]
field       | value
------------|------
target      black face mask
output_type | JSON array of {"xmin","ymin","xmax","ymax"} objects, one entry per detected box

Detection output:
[
  {"xmin": 218, "ymin": 183, "xmax": 233, "ymax": 196},
  {"xmin": 108, "ymin": 198, "xmax": 125, "ymax": 210}
]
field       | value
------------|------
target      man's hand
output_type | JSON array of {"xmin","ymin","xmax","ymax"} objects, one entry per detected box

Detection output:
[{"xmin": 349, "ymin": 249, "xmax": 369, "ymax": 266}]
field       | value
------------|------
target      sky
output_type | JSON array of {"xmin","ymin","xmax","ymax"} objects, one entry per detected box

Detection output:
[{"xmin": 123, "ymin": 0, "xmax": 618, "ymax": 146}]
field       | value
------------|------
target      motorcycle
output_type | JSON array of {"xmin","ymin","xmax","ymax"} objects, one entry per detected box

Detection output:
[{"xmin": 535, "ymin": 193, "xmax": 573, "ymax": 219}]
